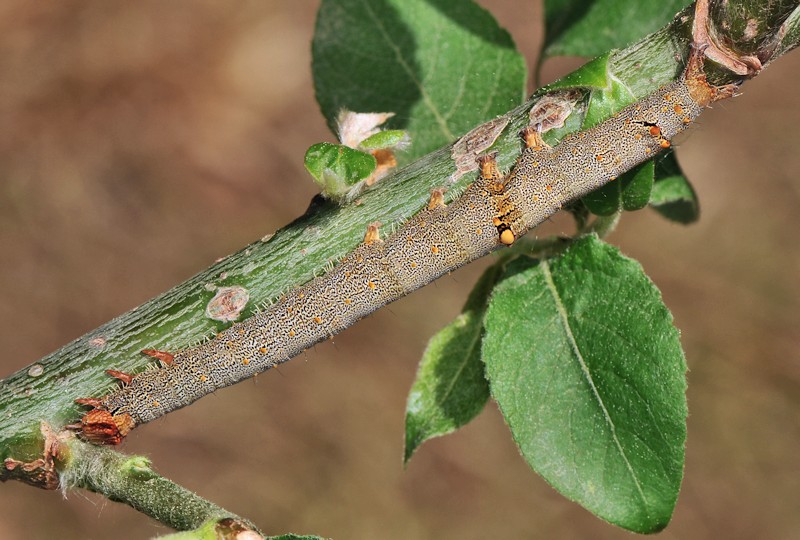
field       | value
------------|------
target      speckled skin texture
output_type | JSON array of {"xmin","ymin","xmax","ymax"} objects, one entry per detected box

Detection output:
[{"xmin": 90, "ymin": 50, "xmax": 730, "ymax": 435}]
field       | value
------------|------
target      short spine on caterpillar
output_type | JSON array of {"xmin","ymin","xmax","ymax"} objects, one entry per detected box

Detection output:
[{"xmin": 74, "ymin": 44, "xmax": 742, "ymax": 445}]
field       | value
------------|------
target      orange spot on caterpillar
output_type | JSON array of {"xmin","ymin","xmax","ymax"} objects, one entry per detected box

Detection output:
[
  {"xmin": 344, "ymin": 298, "xmax": 352, "ymax": 305},
  {"xmin": 431, "ymin": 246, "xmax": 439, "ymax": 254},
  {"xmin": 595, "ymin": 154, "xmax": 604, "ymax": 162},
  {"xmin": 478, "ymin": 152, "xmax": 500, "ymax": 180},
  {"xmin": 368, "ymin": 281, "xmax": 377, "ymax": 290},
  {"xmin": 243, "ymin": 358, "xmax": 251, "ymax": 366},
  {"xmin": 106, "ymin": 369, "xmax": 133, "ymax": 385},
  {"xmin": 492, "ymin": 217, "xmax": 502, "ymax": 226},
  {"xmin": 610, "ymin": 176, "xmax": 618, "ymax": 181},
  {"xmin": 363, "ymin": 222, "xmax": 382, "ymax": 245},
  {"xmin": 152, "ymin": 401, "xmax": 160, "ymax": 408},
  {"xmin": 660, "ymin": 139, "xmax": 671, "ymax": 148},
  {"xmin": 199, "ymin": 375, "xmax": 208, "ymax": 382},
  {"xmin": 664, "ymin": 93, "xmax": 673, "ymax": 101},
  {"xmin": 475, "ymin": 228, "xmax": 482, "ymax": 235},
  {"xmin": 683, "ymin": 116, "xmax": 692, "ymax": 124},
  {"xmin": 649, "ymin": 126, "xmax": 661, "ymax": 137},
  {"xmin": 499, "ymin": 229, "xmax": 515, "ymax": 245},
  {"xmin": 410, "ymin": 262, "xmax": 418, "ymax": 268},
  {"xmin": 645, "ymin": 148, "xmax": 652, "ymax": 154},
  {"xmin": 298, "ymin": 292, "xmax": 305, "ymax": 299},
  {"xmin": 533, "ymin": 195, "xmax": 539, "ymax": 202},
  {"xmin": 141, "ymin": 349, "xmax": 174, "ymax": 366},
  {"xmin": 521, "ymin": 126, "xmax": 545, "ymax": 149},
  {"xmin": 545, "ymin": 184, "xmax": 553, "ymax": 191},
  {"xmin": 419, "ymin": 220, "xmax": 427, "ymax": 228},
  {"xmin": 533, "ymin": 161, "xmax": 540, "ymax": 167},
  {"xmin": 674, "ymin": 104, "xmax": 684, "ymax": 114},
  {"xmin": 289, "ymin": 330, "xmax": 296, "ymax": 337},
  {"xmin": 259, "ymin": 347, "xmax": 267, "ymax": 354},
  {"xmin": 634, "ymin": 133, "xmax": 642, "ymax": 140},
  {"xmin": 313, "ymin": 316, "xmax": 323, "ymax": 324},
  {"xmin": 428, "ymin": 188, "xmax": 446, "ymax": 210}
]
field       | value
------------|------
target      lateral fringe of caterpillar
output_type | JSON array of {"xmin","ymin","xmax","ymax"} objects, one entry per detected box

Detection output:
[{"xmin": 74, "ymin": 45, "xmax": 740, "ymax": 445}]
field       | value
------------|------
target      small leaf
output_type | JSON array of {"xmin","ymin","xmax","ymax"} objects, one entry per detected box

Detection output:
[
  {"xmin": 543, "ymin": 0, "xmax": 690, "ymax": 58},
  {"xmin": 303, "ymin": 142, "xmax": 377, "ymax": 199},
  {"xmin": 359, "ymin": 129, "xmax": 407, "ymax": 150},
  {"xmin": 650, "ymin": 151, "xmax": 699, "ymax": 223},
  {"xmin": 483, "ymin": 235, "xmax": 687, "ymax": 533},
  {"xmin": 582, "ymin": 160, "xmax": 655, "ymax": 215},
  {"xmin": 313, "ymin": 0, "xmax": 526, "ymax": 162},
  {"xmin": 336, "ymin": 110, "xmax": 395, "ymax": 148},
  {"xmin": 404, "ymin": 263, "xmax": 502, "ymax": 463}
]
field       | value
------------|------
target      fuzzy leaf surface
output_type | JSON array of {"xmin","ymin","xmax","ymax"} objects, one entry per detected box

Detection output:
[
  {"xmin": 544, "ymin": 0, "xmax": 690, "ymax": 58},
  {"xmin": 483, "ymin": 235, "xmax": 688, "ymax": 533}
]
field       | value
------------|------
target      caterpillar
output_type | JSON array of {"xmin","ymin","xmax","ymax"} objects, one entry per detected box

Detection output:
[{"xmin": 74, "ymin": 45, "xmax": 739, "ymax": 445}]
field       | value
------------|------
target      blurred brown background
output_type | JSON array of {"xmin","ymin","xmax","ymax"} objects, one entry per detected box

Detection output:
[{"xmin": 0, "ymin": 1, "xmax": 798, "ymax": 539}]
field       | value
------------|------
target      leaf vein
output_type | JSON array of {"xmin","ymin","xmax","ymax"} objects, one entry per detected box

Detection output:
[
  {"xmin": 359, "ymin": 0, "xmax": 454, "ymax": 139},
  {"xmin": 541, "ymin": 259, "xmax": 650, "ymax": 513}
]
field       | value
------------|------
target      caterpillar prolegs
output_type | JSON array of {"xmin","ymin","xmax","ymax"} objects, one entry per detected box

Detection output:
[{"xmin": 75, "ymin": 45, "xmax": 739, "ymax": 445}]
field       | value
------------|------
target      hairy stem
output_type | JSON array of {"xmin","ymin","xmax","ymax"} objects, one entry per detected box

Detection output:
[{"xmin": 61, "ymin": 439, "xmax": 258, "ymax": 534}]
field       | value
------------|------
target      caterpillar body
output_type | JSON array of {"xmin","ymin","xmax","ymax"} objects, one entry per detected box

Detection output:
[{"xmin": 76, "ymin": 47, "xmax": 737, "ymax": 445}]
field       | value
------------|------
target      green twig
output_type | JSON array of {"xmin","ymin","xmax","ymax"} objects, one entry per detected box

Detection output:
[{"xmin": 61, "ymin": 439, "xmax": 259, "ymax": 535}]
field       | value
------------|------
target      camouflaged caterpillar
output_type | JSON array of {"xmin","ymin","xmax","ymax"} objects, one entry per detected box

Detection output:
[{"xmin": 76, "ymin": 47, "xmax": 739, "ymax": 445}]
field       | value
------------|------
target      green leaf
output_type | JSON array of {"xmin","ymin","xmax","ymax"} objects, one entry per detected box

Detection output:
[
  {"xmin": 303, "ymin": 142, "xmax": 376, "ymax": 199},
  {"xmin": 543, "ymin": 0, "xmax": 690, "ymax": 58},
  {"xmin": 313, "ymin": 0, "xmax": 527, "ymax": 162},
  {"xmin": 649, "ymin": 151, "xmax": 699, "ymax": 223},
  {"xmin": 582, "ymin": 160, "xmax": 655, "ymax": 215},
  {"xmin": 483, "ymin": 235, "xmax": 687, "ymax": 533},
  {"xmin": 404, "ymin": 263, "xmax": 503, "ymax": 463},
  {"xmin": 359, "ymin": 129, "xmax": 407, "ymax": 150}
]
